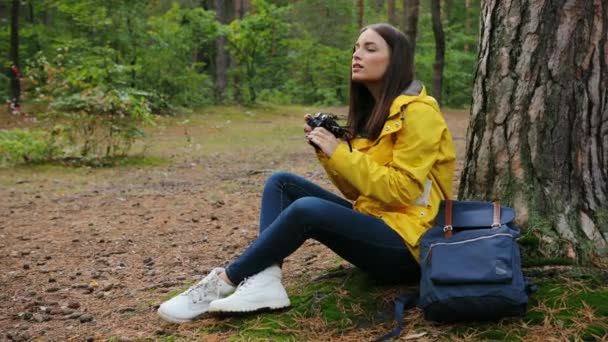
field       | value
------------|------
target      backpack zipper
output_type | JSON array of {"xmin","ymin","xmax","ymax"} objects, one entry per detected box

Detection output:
[{"xmin": 423, "ymin": 233, "xmax": 514, "ymax": 265}]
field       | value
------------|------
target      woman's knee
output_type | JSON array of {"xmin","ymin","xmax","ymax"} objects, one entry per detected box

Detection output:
[
  {"xmin": 264, "ymin": 171, "xmax": 294, "ymax": 190},
  {"xmin": 288, "ymin": 196, "xmax": 325, "ymax": 219}
]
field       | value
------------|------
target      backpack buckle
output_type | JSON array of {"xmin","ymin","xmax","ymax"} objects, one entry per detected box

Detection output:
[{"xmin": 443, "ymin": 225, "xmax": 453, "ymax": 238}]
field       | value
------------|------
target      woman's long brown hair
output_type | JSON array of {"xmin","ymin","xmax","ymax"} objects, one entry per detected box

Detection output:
[{"xmin": 347, "ymin": 23, "xmax": 414, "ymax": 140}]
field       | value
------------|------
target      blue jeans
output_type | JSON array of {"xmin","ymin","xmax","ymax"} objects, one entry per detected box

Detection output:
[{"xmin": 224, "ymin": 172, "xmax": 419, "ymax": 284}]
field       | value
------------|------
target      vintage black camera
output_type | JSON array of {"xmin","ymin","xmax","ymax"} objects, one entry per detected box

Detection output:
[
  {"xmin": 306, "ymin": 112, "xmax": 349, "ymax": 138},
  {"xmin": 306, "ymin": 112, "xmax": 352, "ymax": 150}
]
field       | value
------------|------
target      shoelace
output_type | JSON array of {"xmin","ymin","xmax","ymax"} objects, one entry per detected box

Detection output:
[
  {"xmin": 234, "ymin": 274, "xmax": 258, "ymax": 294},
  {"xmin": 184, "ymin": 274, "xmax": 221, "ymax": 304}
]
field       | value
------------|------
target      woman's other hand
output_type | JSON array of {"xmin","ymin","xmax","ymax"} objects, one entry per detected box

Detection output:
[
  {"xmin": 303, "ymin": 114, "xmax": 313, "ymax": 134},
  {"xmin": 307, "ymin": 127, "xmax": 339, "ymax": 158}
]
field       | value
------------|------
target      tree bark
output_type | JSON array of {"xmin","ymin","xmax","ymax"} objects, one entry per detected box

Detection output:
[
  {"xmin": 402, "ymin": 0, "xmax": 419, "ymax": 58},
  {"xmin": 460, "ymin": 0, "xmax": 608, "ymax": 261},
  {"xmin": 9, "ymin": 0, "xmax": 20, "ymax": 106},
  {"xmin": 431, "ymin": 0, "xmax": 445, "ymax": 106},
  {"xmin": 387, "ymin": 0, "xmax": 397, "ymax": 26}
]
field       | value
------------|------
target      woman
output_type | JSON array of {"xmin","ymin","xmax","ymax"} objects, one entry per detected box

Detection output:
[{"xmin": 157, "ymin": 23, "xmax": 455, "ymax": 323}]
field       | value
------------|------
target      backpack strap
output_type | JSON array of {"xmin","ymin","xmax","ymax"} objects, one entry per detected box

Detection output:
[
  {"xmin": 374, "ymin": 291, "xmax": 419, "ymax": 342},
  {"xmin": 492, "ymin": 201, "xmax": 501, "ymax": 228},
  {"xmin": 443, "ymin": 199, "xmax": 453, "ymax": 238}
]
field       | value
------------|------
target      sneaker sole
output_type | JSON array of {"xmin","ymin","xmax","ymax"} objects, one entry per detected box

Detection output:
[
  {"xmin": 208, "ymin": 300, "xmax": 291, "ymax": 313},
  {"xmin": 157, "ymin": 307, "xmax": 201, "ymax": 323}
]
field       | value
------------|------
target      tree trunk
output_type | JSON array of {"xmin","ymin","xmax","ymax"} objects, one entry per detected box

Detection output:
[
  {"xmin": 27, "ymin": 0, "xmax": 34, "ymax": 22},
  {"xmin": 431, "ymin": 0, "xmax": 445, "ymax": 106},
  {"xmin": 9, "ymin": 0, "xmax": 20, "ymax": 106},
  {"xmin": 464, "ymin": 0, "xmax": 471, "ymax": 52},
  {"xmin": 460, "ymin": 0, "xmax": 608, "ymax": 262},
  {"xmin": 358, "ymin": 0, "xmax": 364, "ymax": 28},
  {"xmin": 402, "ymin": 0, "xmax": 419, "ymax": 58},
  {"xmin": 387, "ymin": 0, "xmax": 396, "ymax": 26},
  {"xmin": 235, "ymin": 0, "xmax": 249, "ymax": 19},
  {"xmin": 214, "ymin": 0, "xmax": 229, "ymax": 104}
]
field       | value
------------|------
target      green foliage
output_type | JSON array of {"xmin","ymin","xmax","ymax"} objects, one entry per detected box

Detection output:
[
  {"xmin": 142, "ymin": 3, "xmax": 220, "ymax": 108},
  {"xmin": 7, "ymin": 0, "xmax": 480, "ymax": 110},
  {"xmin": 282, "ymin": 37, "xmax": 350, "ymax": 105},
  {"xmin": 288, "ymin": 0, "xmax": 358, "ymax": 51},
  {"xmin": 227, "ymin": 0, "xmax": 290, "ymax": 104},
  {"xmin": 415, "ymin": 6, "xmax": 479, "ymax": 108},
  {"xmin": 25, "ymin": 48, "xmax": 153, "ymax": 159},
  {"xmin": 0, "ymin": 128, "xmax": 61, "ymax": 166},
  {"xmin": 0, "ymin": 73, "xmax": 9, "ymax": 102}
]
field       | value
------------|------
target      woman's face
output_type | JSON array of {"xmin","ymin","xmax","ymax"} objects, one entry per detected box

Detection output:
[{"xmin": 351, "ymin": 29, "xmax": 391, "ymax": 84}]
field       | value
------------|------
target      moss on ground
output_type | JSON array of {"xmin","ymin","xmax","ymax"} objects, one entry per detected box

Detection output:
[
  {"xmin": 200, "ymin": 267, "xmax": 399, "ymax": 340},
  {"xmin": 196, "ymin": 270, "xmax": 608, "ymax": 341}
]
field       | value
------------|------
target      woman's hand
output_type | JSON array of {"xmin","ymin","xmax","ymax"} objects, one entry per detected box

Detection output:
[
  {"xmin": 308, "ymin": 128, "xmax": 340, "ymax": 157},
  {"xmin": 303, "ymin": 114, "xmax": 313, "ymax": 134},
  {"xmin": 303, "ymin": 114, "xmax": 339, "ymax": 157}
]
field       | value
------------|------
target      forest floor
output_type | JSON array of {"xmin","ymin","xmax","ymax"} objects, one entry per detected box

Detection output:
[{"xmin": 0, "ymin": 105, "xmax": 606, "ymax": 342}]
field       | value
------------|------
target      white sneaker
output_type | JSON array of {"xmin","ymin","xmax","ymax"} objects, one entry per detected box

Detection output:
[
  {"xmin": 157, "ymin": 268, "xmax": 235, "ymax": 323},
  {"xmin": 208, "ymin": 265, "xmax": 290, "ymax": 313}
]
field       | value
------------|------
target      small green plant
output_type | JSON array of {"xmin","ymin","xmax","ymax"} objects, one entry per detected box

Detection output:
[
  {"xmin": 0, "ymin": 128, "xmax": 62, "ymax": 166},
  {"xmin": 0, "ymin": 73, "xmax": 9, "ymax": 101}
]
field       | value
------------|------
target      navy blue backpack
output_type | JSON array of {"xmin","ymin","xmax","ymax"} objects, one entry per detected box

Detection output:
[{"xmin": 377, "ymin": 200, "xmax": 533, "ymax": 341}]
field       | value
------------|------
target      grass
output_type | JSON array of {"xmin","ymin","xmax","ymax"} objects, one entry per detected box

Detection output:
[
  {"xmin": 185, "ymin": 269, "xmax": 608, "ymax": 341},
  {"xmin": 199, "ymin": 267, "xmax": 400, "ymax": 341}
]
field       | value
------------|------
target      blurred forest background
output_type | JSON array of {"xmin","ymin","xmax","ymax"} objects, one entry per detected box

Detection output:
[
  {"xmin": 1, "ymin": 0, "xmax": 480, "ymax": 163},
  {"xmin": 1, "ymin": 0, "xmax": 478, "ymax": 110}
]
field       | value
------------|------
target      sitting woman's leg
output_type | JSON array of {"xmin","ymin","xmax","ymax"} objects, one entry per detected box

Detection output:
[
  {"xmin": 158, "ymin": 172, "xmax": 353, "ymax": 321},
  {"xmin": 225, "ymin": 196, "xmax": 416, "ymax": 285},
  {"xmin": 258, "ymin": 171, "xmax": 352, "ymax": 231},
  {"xmin": 209, "ymin": 195, "xmax": 417, "ymax": 313}
]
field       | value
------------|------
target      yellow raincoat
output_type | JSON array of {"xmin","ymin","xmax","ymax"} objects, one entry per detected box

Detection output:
[{"xmin": 317, "ymin": 81, "xmax": 455, "ymax": 261}]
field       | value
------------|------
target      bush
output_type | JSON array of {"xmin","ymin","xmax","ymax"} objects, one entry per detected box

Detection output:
[
  {"xmin": 47, "ymin": 87, "xmax": 153, "ymax": 157},
  {"xmin": 0, "ymin": 73, "xmax": 9, "ymax": 102},
  {"xmin": 0, "ymin": 128, "xmax": 61, "ymax": 166},
  {"xmin": 24, "ymin": 48, "xmax": 154, "ymax": 159}
]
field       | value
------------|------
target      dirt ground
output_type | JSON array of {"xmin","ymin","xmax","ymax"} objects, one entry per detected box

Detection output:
[{"xmin": 0, "ymin": 106, "xmax": 469, "ymax": 341}]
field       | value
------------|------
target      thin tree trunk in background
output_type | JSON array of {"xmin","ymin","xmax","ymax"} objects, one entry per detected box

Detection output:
[
  {"xmin": 9, "ymin": 0, "xmax": 20, "ymax": 106},
  {"xmin": 460, "ymin": 0, "xmax": 608, "ymax": 261},
  {"xmin": 41, "ymin": 4, "xmax": 50, "ymax": 25},
  {"xmin": 214, "ymin": 0, "xmax": 229, "ymax": 103},
  {"xmin": 200, "ymin": 0, "xmax": 213, "ymax": 10},
  {"xmin": 464, "ymin": 0, "xmax": 471, "ymax": 52},
  {"xmin": 374, "ymin": 0, "xmax": 385, "ymax": 10},
  {"xmin": 431, "ymin": 0, "xmax": 445, "ymax": 106},
  {"xmin": 387, "ymin": 0, "xmax": 396, "ymax": 26},
  {"xmin": 232, "ymin": 0, "xmax": 244, "ymax": 103},
  {"xmin": 27, "ymin": 1, "xmax": 34, "ymax": 22},
  {"xmin": 358, "ymin": 0, "xmax": 364, "ymax": 28},
  {"xmin": 402, "ymin": 0, "xmax": 419, "ymax": 58},
  {"xmin": 235, "ymin": 0, "xmax": 249, "ymax": 18}
]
